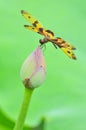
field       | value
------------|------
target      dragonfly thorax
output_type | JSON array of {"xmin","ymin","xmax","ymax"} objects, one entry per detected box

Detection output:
[
  {"xmin": 39, "ymin": 30, "xmax": 54, "ymax": 45},
  {"xmin": 45, "ymin": 30, "xmax": 54, "ymax": 39}
]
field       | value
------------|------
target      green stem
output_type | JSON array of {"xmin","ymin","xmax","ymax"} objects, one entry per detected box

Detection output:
[{"xmin": 13, "ymin": 88, "xmax": 34, "ymax": 130}]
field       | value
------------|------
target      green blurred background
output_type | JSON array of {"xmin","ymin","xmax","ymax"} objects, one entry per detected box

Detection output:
[{"xmin": 0, "ymin": 0, "xmax": 86, "ymax": 130}]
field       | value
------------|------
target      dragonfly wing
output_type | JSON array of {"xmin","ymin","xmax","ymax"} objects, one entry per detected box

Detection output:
[
  {"xmin": 61, "ymin": 47, "xmax": 76, "ymax": 60},
  {"xmin": 24, "ymin": 25, "xmax": 39, "ymax": 33},
  {"xmin": 52, "ymin": 37, "xmax": 76, "ymax": 60},
  {"xmin": 21, "ymin": 10, "xmax": 43, "ymax": 28}
]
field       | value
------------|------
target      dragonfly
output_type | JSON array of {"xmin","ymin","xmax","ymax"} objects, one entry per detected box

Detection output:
[{"xmin": 21, "ymin": 10, "xmax": 76, "ymax": 60}]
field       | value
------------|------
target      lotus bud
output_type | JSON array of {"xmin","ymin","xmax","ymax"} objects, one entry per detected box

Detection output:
[{"xmin": 20, "ymin": 46, "xmax": 46, "ymax": 89}]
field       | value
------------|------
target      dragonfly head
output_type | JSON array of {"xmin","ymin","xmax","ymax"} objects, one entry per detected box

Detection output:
[{"xmin": 39, "ymin": 37, "xmax": 48, "ymax": 45}]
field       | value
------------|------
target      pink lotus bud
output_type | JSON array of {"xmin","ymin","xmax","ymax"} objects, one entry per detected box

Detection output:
[{"xmin": 20, "ymin": 46, "xmax": 46, "ymax": 89}]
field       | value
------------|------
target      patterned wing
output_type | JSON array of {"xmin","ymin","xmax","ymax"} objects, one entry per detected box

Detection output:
[
  {"xmin": 61, "ymin": 47, "xmax": 76, "ymax": 60},
  {"xmin": 21, "ymin": 10, "xmax": 43, "ymax": 29},
  {"xmin": 52, "ymin": 37, "xmax": 76, "ymax": 60},
  {"xmin": 24, "ymin": 25, "xmax": 39, "ymax": 33}
]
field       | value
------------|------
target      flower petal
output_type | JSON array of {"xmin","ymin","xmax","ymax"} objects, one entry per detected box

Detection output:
[
  {"xmin": 20, "ymin": 46, "xmax": 46, "ymax": 88},
  {"xmin": 30, "ymin": 66, "xmax": 46, "ymax": 88}
]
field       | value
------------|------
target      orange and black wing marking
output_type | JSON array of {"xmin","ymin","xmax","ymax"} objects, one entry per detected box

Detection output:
[
  {"xmin": 52, "ymin": 37, "xmax": 76, "ymax": 60},
  {"xmin": 21, "ymin": 10, "xmax": 45, "ymax": 34},
  {"xmin": 21, "ymin": 10, "xmax": 54, "ymax": 38}
]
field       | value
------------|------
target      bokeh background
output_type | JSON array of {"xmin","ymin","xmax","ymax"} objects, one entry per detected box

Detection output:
[{"xmin": 0, "ymin": 0, "xmax": 86, "ymax": 130}]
